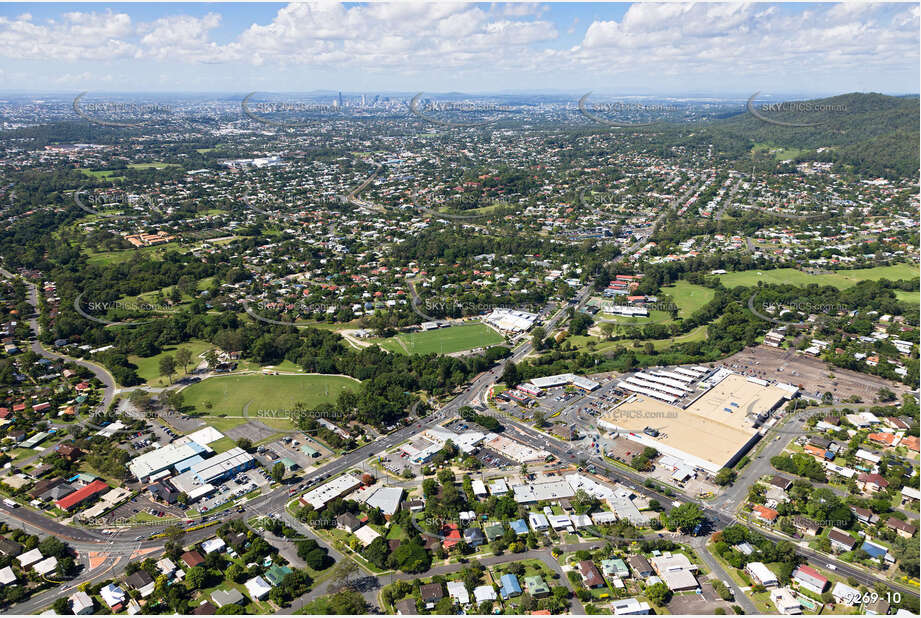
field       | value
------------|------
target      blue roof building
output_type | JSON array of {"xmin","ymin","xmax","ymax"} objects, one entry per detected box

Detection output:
[
  {"xmin": 499, "ymin": 573, "xmax": 521, "ymax": 599},
  {"xmin": 174, "ymin": 455, "xmax": 205, "ymax": 474},
  {"xmin": 861, "ymin": 540, "xmax": 888, "ymax": 559},
  {"xmin": 510, "ymin": 518, "xmax": 528, "ymax": 535}
]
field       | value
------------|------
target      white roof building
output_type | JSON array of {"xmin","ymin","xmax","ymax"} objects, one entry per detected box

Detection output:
[
  {"xmin": 447, "ymin": 580, "xmax": 470, "ymax": 605},
  {"xmin": 69, "ymin": 590, "xmax": 94, "ymax": 615},
  {"xmin": 512, "ymin": 479, "xmax": 575, "ymax": 503},
  {"xmin": 244, "ymin": 576, "xmax": 272, "ymax": 600},
  {"xmin": 182, "ymin": 427, "xmax": 225, "ymax": 446},
  {"xmin": 488, "ymin": 479, "xmax": 509, "ymax": 495},
  {"xmin": 832, "ymin": 581, "xmax": 861, "ymax": 606},
  {"xmin": 33, "ymin": 556, "xmax": 58, "ymax": 576},
  {"xmin": 770, "ymin": 587, "xmax": 802, "ymax": 615},
  {"xmin": 201, "ymin": 537, "xmax": 226, "ymax": 554},
  {"xmin": 471, "ymin": 479, "xmax": 487, "ymax": 497},
  {"xmin": 157, "ymin": 558, "xmax": 176, "ymax": 576},
  {"xmin": 100, "ymin": 583, "xmax": 126, "ymax": 608},
  {"xmin": 191, "ymin": 447, "xmax": 253, "ymax": 484},
  {"xmin": 612, "ymin": 598, "xmax": 652, "ymax": 615},
  {"xmin": 17, "ymin": 548, "xmax": 43, "ymax": 568},
  {"xmin": 128, "ymin": 440, "xmax": 210, "ymax": 481},
  {"xmin": 548, "ymin": 514, "xmax": 572, "ymax": 529},
  {"xmin": 528, "ymin": 512, "xmax": 549, "ymax": 531},
  {"xmin": 590, "ymin": 510, "xmax": 618, "ymax": 525},
  {"xmin": 301, "ymin": 474, "xmax": 362, "ymax": 509},
  {"xmin": 855, "ymin": 448, "xmax": 882, "ymax": 464},
  {"xmin": 0, "ymin": 566, "xmax": 16, "ymax": 585},
  {"xmin": 364, "ymin": 486, "xmax": 403, "ymax": 516},
  {"xmin": 746, "ymin": 562, "xmax": 778, "ymax": 587},
  {"xmin": 474, "ymin": 584, "xmax": 497, "ymax": 603},
  {"xmin": 354, "ymin": 525, "xmax": 382, "ymax": 547}
]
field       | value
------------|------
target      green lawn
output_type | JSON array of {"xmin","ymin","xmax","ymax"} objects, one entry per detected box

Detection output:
[
  {"xmin": 718, "ymin": 263, "xmax": 919, "ymax": 289},
  {"xmin": 125, "ymin": 276, "xmax": 215, "ymax": 306},
  {"xmin": 180, "ymin": 373, "xmax": 360, "ymax": 416},
  {"xmin": 208, "ymin": 436, "xmax": 237, "ymax": 454},
  {"xmin": 85, "ymin": 241, "xmax": 186, "ymax": 266},
  {"xmin": 570, "ymin": 324, "xmax": 709, "ymax": 354},
  {"xmin": 375, "ymin": 322, "xmax": 505, "ymax": 355},
  {"xmin": 895, "ymin": 290, "xmax": 920, "ymax": 305},
  {"xmin": 127, "ymin": 162, "xmax": 181, "ymax": 170},
  {"xmin": 127, "ymin": 338, "xmax": 214, "ymax": 386},
  {"xmin": 753, "ymin": 143, "xmax": 812, "ymax": 161},
  {"xmin": 190, "ymin": 415, "xmax": 295, "ymax": 437},
  {"xmin": 77, "ymin": 168, "xmax": 125, "ymax": 180},
  {"xmin": 660, "ymin": 281, "xmax": 716, "ymax": 317}
]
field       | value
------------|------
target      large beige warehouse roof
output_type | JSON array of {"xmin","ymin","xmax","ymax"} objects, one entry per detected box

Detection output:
[{"xmin": 602, "ymin": 374, "xmax": 790, "ymax": 472}]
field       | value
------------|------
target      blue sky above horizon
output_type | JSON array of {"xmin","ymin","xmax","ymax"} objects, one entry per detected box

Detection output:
[{"xmin": 0, "ymin": 2, "xmax": 918, "ymax": 96}]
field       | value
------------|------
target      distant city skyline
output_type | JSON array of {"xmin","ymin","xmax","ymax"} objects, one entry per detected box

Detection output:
[{"xmin": 0, "ymin": 2, "xmax": 918, "ymax": 94}]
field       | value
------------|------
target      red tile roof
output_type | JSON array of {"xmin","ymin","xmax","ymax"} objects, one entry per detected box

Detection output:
[
  {"xmin": 752, "ymin": 504, "xmax": 779, "ymax": 521},
  {"xmin": 55, "ymin": 479, "xmax": 108, "ymax": 511}
]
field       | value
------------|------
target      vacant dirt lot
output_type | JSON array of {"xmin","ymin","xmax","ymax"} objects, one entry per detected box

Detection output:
[{"xmin": 719, "ymin": 346, "xmax": 912, "ymax": 403}]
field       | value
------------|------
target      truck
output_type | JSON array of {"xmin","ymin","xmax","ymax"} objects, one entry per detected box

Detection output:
[{"xmin": 2, "ymin": 498, "xmax": 17, "ymax": 508}]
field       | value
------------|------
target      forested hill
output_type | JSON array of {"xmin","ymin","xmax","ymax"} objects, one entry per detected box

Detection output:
[{"xmin": 708, "ymin": 92, "xmax": 919, "ymax": 179}]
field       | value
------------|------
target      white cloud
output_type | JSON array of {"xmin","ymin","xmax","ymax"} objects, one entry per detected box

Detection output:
[
  {"xmin": 0, "ymin": 2, "xmax": 915, "ymax": 92},
  {"xmin": 572, "ymin": 2, "xmax": 919, "ymax": 82},
  {"xmin": 0, "ymin": 10, "xmax": 136, "ymax": 60}
]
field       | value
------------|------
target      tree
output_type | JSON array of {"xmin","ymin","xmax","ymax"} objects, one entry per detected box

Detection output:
[
  {"xmin": 204, "ymin": 349, "xmax": 219, "ymax": 369},
  {"xmin": 501, "ymin": 362, "xmax": 521, "ymax": 388},
  {"xmin": 236, "ymin": 437, "xmax": 253, "ymax": 452},
  {"xmin": 175, "ymin": 347, "xmax": 193, "ymax": 374},
  {"xmin": 646, "ymin": 581, "xmax": 672, "ymax": 606},
  {"xmin": 217, "ymin": 604, "xmax": 245, "ymax": 614},
  {"xmin": 531, "ymin": 327, "xmax": 546, "ymax": 350},
  {"xmin": 327, "ymin": 560, "xmax": 359, "ymax": 592},
  {"xmin": 714, "ymin": 468, "xmax": 736, "ymax": 486},
  {"xmin": 226, "ymin": 563, "xmax": 244, "ymax": 583},
  {"xmin": 878, "ymin": 387, "xmax": 896, "ymax": 402},
  {"xmin": 185, "ymin": 565, "xmax": 207, "ymax": 590},
  {"xmin": 159, "ymin": 355, "xmax": 176, "ymax": 384},
  {"xmin": 272, "ymin": 462, "xmax": 286, "ymax": 483},
  {"xmin": 665, "ymin": 503, "xmax": 704, "ymax": 534},
  {"xmin": 164, "ymin": 524, "xmax": 185, "ymax": 545}
]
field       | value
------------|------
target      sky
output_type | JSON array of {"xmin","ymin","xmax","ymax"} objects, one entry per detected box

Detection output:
[{"xmin": 0, "ymin": 2, "xmax": 918, "ymax": 96}]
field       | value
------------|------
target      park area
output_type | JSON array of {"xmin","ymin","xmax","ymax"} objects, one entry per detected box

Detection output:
[
  {"xmin": 375, "ymin": 322, "xmax": 505, "ymax": 355},
  {"xmin": 717, "ymin": 263, "xmax": 919, "ymax": 290},
  {"xmin": 180, "ymin": 373, "xmax": 360, "ymax": 416},
  {"xmin": 660, "ymin": 281, "xmax": 716, "ymax": 317}
]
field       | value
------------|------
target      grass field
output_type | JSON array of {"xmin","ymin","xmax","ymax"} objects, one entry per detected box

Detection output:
[
  {"xmin": 660, "ymin": 281, "xmax": 716, "ymax": 317},
  {"xmin": 127, "ymin": 338, "xmax": 214, "ymax": 386},
  {"xmin": 570, "ymin": 324, "xmax": 709, "ymax": 354},
  {"xmin": 192, "ymin": 415, "xmax": 296, "ymax": 435},
  {"xmin": 77, "ymin": 168, "xmax": 125, "ymax": 180},
  {"xmin": 376, "ymin": 322, "xmax": 505, "ymax": 355},
  {"xmin": 181, "ymin": 373, "xmax": 360, "ymax": 416},
  {"xmin": 85, "ymin": 241, "xmax": 185, "ymax": 266},
  {"xmin": 121, "ymin": 276, "xmax": 215, "ymax": 307},
  {"xmin": 895, "ymin": 290, "xmax": 921, "ymax": 305},
  {"xmin": 127, "ymin": 162, "xmax": 180, "ymax": 170},
  {"xmin": 718, "ymin": 263, "xmax": 919, "ymax": 289}
]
